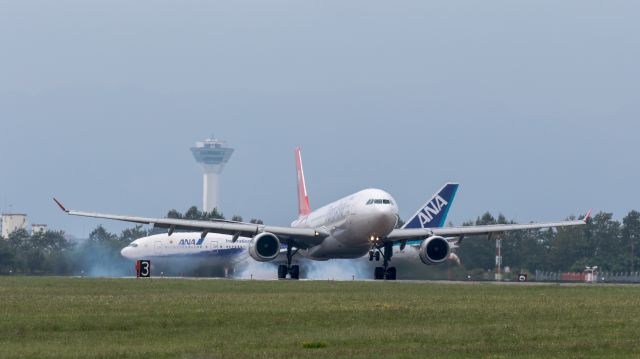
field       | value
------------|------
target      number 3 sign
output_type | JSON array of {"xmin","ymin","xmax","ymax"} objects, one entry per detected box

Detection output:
[{"xmin": 136, "ymin": 260, "xmax": 151, "ymax": 278}]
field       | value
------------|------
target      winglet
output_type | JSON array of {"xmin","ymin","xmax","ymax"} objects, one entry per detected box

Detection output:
[
  {"xmin": 53, "ymin": 197, "xmax": 69, "ymax": 213},
  {"xmin": 583, "ymin": 208, "xmax": 593, "ymax": 222}
]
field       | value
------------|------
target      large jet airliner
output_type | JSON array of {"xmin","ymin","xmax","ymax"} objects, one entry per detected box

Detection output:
[{"xmin": 54, "ymin": 148, "xmax": 590, "ymax": 280}]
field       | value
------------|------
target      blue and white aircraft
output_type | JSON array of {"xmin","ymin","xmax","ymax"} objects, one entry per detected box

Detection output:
[
  {"xmin": 54, "ymin": 147, "xmax": 590, "ymax": 280},
  {"xmin": 120, "ymin": 232, "xmax": 252, "ymax": 274}
]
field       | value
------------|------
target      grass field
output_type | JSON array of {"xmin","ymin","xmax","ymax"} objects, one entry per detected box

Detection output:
[{"xmin": 1, "ymin": 277, "xmax": 640, "ymax": 358}]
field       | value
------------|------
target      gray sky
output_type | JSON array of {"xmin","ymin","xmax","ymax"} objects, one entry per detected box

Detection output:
[{"xmin": 1, "ymin": 1, "xmax": 638, "ymax": 237}]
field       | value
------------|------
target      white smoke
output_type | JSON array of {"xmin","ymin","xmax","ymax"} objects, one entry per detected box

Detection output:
[
  {"xmin": 303, "ymin": 259, "xmax": 370, "ymax": 280},
  {"xmin": 233, "ymin": 260, "xmax": 278, "ymax": 280},
  {"xmin": 232, "ymin": 255, "xmax": 371, "ymax": 281}
]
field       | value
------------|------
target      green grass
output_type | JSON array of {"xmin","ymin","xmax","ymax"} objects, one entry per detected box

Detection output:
[{"xmin": 1, "ymin": 277, "xmax": 640, "ymax": 358}]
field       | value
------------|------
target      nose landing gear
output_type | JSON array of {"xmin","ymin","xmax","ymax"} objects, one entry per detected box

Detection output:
[
  {"xmin": 373, "ymin": 242, "xmax": 396, "ymax": 280},
  {"xmin": 368, "ymin": 250, "xmax": 381, "ymax": 261}
]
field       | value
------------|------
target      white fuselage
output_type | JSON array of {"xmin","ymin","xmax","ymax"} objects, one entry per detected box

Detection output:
[
  {"xmin": 291, "ymin": 188, "xmax": 398, "ymax": 260},
  {"xmin": 120, "ymin": 232, "xmax": 252, "ymax": 263},
  {"xmin": 121, "ymin": 188, "xmax": 398, "ymax": 262}
]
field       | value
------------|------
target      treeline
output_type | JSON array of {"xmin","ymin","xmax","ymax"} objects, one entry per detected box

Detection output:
[
  {"xmin": 457, "ymin": 210, "xmax": 640, "ymax": 273},
  {"xmin": 0, "ymin": 225, "xmax": 147, "ymax": 276},
  {"xmin": 0, "ymin": 206, "xmax": 238, "ymax": 276},
  {"xmin": 0, "ymin": 208, "xmax": 638, "ymax": 276}
]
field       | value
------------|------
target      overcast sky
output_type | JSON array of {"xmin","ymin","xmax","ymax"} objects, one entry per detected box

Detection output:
[{"xmin": 1, "ymin": 1, "xmax": 638, "ymax": 237}]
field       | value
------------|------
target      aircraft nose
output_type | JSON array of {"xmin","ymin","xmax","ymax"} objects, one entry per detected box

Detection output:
[
  {"xmin": 121, "ymin": 246, "xmax": 133, "ymax": 259},
  {"xmin": 380, "ymin": 206, "xmax": 398, "ymax": 229},
  {"xmin": 370, "ymin": 205, "xmax": 398, "ymax": 235}
]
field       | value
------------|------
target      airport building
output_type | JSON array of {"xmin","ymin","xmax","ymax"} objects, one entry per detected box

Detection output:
[
  {"xmin": 191, "ymin": 138, "xmax": 234, "ymax": 212},
  {"xmin": 1, "ymin": 213, "xmax": 27, "ymax": 238}
]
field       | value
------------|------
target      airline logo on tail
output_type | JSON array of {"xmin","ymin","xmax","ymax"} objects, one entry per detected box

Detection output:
[
  {"xmin": 417, "ymin": 195, "xmax": 449, "ymax": 227},
  {"xmin": 403, "ymin": 183, "xmax": 459, "ymax": 229}
]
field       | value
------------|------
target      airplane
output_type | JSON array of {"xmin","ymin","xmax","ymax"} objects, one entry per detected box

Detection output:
[
  {"xmin": 53, "ymin": 147, "xmax": 591, "ymax": 280},
  {"xmin": 120, "ymin": 231, "xmax": 253, "ymax": 276},
  {"xmin": 117, "ymin": 182, "xmax": 459, "ymax": 275}
]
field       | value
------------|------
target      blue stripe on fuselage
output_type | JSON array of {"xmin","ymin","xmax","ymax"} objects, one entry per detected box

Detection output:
[{"xmin": 151, "ymin": 247, "xmax": 245, "ymax": 258}]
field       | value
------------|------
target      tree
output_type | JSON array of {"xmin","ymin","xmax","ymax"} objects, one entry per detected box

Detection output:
[
  {"xmin": 585, "ymin": 212, "xmax": 623, "ymax": 272},
  {"xmin": 621, "ymin": 210, "xmax": 640, "ymax": 272},
  {"xmin": 76, "ymin": 225, "xmax": 130, "ymax": 276},
  {"xmin": 119, "ymin": 225, "xmax": 148, "ymax": 243},
  {"xmin": 204, "ymin": 208, "xmax": 225, "ymax": 220},
  {"xmin": 0, "ymin": 239, "xmax": 16, "ymax": 273},
  {"xmin": 89, "ymin": 225, "xmax": 118, "ymax": 242},
  {"xmin": 455, "ymin": 212, "xmax": 498, "ymax": 270},
  {"xmin": 184, "ymin": 206, "xmax": 202, "ymax": 220}
]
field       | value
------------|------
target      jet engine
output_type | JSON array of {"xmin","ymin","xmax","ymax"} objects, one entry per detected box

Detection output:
[
  {"xmin": 248, "ymin": 232, "xmax": 281, "ymax": 262},
  {"xmin": 419, "ymin": 236, "xmax": 451, "ymax": 265}
]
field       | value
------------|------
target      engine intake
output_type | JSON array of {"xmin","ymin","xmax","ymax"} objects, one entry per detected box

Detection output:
[
  {"xmin": 249, "ymin": 232, "xmax": 281, "ymax": 262},
  {"xmin": 419, "ymin": 236, "xmax": 450, "ymax": 265}
]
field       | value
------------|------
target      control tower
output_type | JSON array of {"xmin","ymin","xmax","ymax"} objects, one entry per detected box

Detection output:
[{"xmin": 191, "ymin": 138, "xmax": 234, "ymax": 212}]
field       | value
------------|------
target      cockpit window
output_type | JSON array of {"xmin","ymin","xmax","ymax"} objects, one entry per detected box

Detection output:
[
  {"xmin": 366, "ymin": 199, "xmax": 394, "ymax": 205},
  {"xmin": 130, "ymin": 243, "xmax": 138, "ymax": 248}
]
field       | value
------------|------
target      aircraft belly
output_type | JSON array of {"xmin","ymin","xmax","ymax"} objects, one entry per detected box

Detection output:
[{"xmin": 305, "ymin": 235, "xmax": 369, "ymax": 260}]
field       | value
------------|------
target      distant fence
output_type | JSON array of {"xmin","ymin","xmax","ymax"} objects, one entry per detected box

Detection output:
[{"xmin": 535, "ymin": 270, "xmax": 640, "ymax": 283}]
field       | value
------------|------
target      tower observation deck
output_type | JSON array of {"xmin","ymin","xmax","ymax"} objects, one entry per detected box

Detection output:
[{"xmin": 190, "ymin": 138, "xmax": 234, "ymax": 212}]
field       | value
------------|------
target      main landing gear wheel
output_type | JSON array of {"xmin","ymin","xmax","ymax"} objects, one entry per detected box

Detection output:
[
  {"xmin": 289, "ymin": 265, "xmax": 300, "ymax": 279},
  {"xmin": 373, "ymin": 242, "xmax": 397, "ymax": 280},
  {"xmin": 386, "ymin": 267, "xmax": 396, "ymax": 280},
  {"xmin": 278, "ymin": 244, "xmax": 301, "ymax": 280},
  {"xmin": 374, "ymin": 267, "xmax": 385, "ymax": 280},
  {"xmin": 278, "ymin": 265, "xmax": 288, "ymax": 279}
]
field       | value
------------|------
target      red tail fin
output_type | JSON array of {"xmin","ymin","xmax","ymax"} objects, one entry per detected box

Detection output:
[{"xmin": 295, "ymin": 147, "xmax": 311, "ymax": 216}]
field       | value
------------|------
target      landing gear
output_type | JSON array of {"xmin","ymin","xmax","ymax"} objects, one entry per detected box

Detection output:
[
  {"xmin": 278, "ymin": 264, "xmax": 288, "ymax": 279},
  {"xmin": 386, "ymin": 267, "xmax": 396, "ymax": 280},
  {"xmin": 373, "ymin": 242, "xmax": 396, "ymax": 280},
  {"xmin": 374, "ymin": 266, "xmax": 396, "ymax": 280},
  {"xmin": 374, "ymin": 266, "xmax": 385, "ymax": 279},
  {"xmin": 278, "ymin": 244, "xmax": 300, "ymax": 280},
  {"xmin": 289, "ymin": 265, "xmax": 300, "ymax": 279}
]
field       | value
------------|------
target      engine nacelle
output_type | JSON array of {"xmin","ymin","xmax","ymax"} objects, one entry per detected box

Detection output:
[
  {"xmin": 249, "ymin": 232, "xmax": 281, "ymax": 262},
  {"xmin": 419, "ymin": 236, "xmax": 451, "ymax": 265}
]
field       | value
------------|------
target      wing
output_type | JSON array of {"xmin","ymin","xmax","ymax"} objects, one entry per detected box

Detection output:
[
  {"xmin": 386, "ymin": 209, "xmax": 591, "ymax": 243},
  {"xmin": 53, "ymin": 198, "xmax": 328, "ymax": 249}
]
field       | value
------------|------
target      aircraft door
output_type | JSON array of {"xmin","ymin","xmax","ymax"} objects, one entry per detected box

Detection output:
[{"xmin": 154, "ymin": 241, "xmax": 162, "ymax": 255}]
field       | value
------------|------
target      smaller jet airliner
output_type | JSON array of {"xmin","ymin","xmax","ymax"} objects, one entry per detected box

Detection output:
[
  {"xmin": 120, "ymin": 232, "xmax": 252, "ymax": 276},
  {"xmin": 54, "ymin": 148, "xmax": 590, "ymax": 280}
]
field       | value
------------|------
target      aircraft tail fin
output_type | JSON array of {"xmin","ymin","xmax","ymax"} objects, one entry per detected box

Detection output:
[
  {"xmin": 295, "ymin": 147, "xmax": 312, "ymax": 216},
  {"xmin": 402, "ymin": 183, "xmax": 459, "ymax": 229}
]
